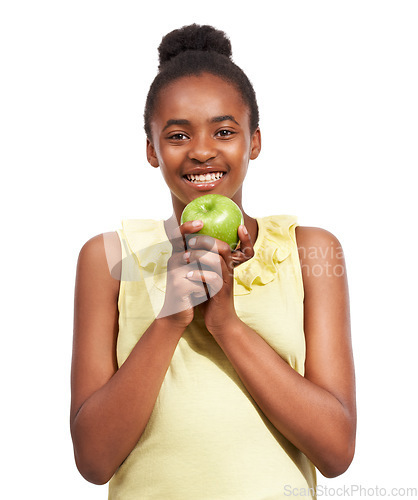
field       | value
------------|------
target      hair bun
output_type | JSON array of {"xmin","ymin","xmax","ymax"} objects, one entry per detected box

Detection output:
[{"xmin": 158, "ymin": 24, "xmax": 232, "ymax": 69}]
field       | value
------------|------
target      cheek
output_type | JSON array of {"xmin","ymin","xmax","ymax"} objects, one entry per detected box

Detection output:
[
  {"xmin": 156, "ymin": 144, "xmax": 181, "ymax": 169},
  {"xmin": 231, "ymin": 137, "xmax": 251, "ymax": 164}
]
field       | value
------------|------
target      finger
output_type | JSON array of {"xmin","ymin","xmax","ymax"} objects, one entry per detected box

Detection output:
[
  {"xmin": 170, "ymin": 220, "xmax": 204, "ymax": 252},
  {"xmin": 186, "ymin": 269, "xmax": 221, "ymax": 283},
  {"xmin": 186, "ymin": 234, "xmax": 231, "ymax": 257},
  {"xmin": 180, "ymin": 219, "xmax": 204, "ymax": 236},
  {"xmin": 184, "ymin": 272, "xmax": 211, "ymax": 297},
  {"xmin": 183, "ymin": 248, "xmax": 221, "ymax": 267},
  {"xmin": 182, "ymin": 249, "xmax": 225, "ymax": 282},
  {"xmin": 234, "ymin": 225, "xmax": 255, "ymax": 260},
  {"xmin": 186, "ymin": 269, "xmax": 223, "ymax": 297},
  {"xmin": 187, "ymin": 235, "xmax": 234, "ymax": 279}
]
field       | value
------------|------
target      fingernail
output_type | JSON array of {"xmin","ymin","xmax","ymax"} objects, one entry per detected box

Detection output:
[
  {"xmin": 187, "ymin": 271, "xmax": 193, "ymax": 278},
  {"xmin": 241, "ymin": 225, "xmax": 248, "ymax": 235},
  {"xmin": 183, "ymin": 251, "xmax": 190, "ymax": 260},
  {"xmin": 189, "ymin": 237, "xmax": 196, "ymax": 246},
  {"xmin": 192, "ymin": 220, "xmax": 203, "ymax": 227}
]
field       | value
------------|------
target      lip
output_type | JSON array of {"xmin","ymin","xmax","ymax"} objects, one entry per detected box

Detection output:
[{"xmin": 183, "ymin": 172, "xmax": 226, "ymax": 191}]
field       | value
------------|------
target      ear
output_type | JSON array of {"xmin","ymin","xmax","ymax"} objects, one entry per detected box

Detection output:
[
  {"xmin": 249, "ymin": 127, "xmax": 261, "ymax": 160},
  {"xmin": 146, "ymin": 138, "xmax": 159, "ymax": 168}
]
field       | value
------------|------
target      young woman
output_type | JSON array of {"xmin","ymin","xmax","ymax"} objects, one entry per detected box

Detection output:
[{"xmin": 70, "ymin": 24, "xmax": 356, "ymax": 499}]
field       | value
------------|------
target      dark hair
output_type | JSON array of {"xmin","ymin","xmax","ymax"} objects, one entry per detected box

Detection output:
[{"xmin": 144, "ymin": 24, "xmax": 259, "ymax": 141}]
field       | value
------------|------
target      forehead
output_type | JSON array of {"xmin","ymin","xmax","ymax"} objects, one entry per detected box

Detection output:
[{"xmin": 153, "ymin": 73, "xmax": 249, "ymax": 126}]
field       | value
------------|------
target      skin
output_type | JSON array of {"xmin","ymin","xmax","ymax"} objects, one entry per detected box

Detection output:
[
  {"xmin": 146, "ymin": 73, "xmax": 261, "ymax": 243},
  {"xmin": 70, "ymin": 72, "xmax": 356, "ymax": 485},
  {"xmin": 147, "ymin": 73, "xmax": 261, "ymax": 327}
]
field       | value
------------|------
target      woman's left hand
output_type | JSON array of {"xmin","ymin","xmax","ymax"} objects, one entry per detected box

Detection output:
[{"xmin": 185, "ymin": 224, "xmax": 254, "ymax": 335}]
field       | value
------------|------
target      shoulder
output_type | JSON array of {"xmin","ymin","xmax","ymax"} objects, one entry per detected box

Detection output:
[
  {"xmin": 295, "ymin": 225, "xmax": 342, "ymax": 249},
  {"xmin": 294, "ymin": 226, "xmax": 347, "ymax": 291},
  {"xmin": 77, "ymin": 231, "xmax": 122, "ymax": 285},
  {"xmin": 295, "ymin": 226, "xmax": 345, "ymax": 261}
]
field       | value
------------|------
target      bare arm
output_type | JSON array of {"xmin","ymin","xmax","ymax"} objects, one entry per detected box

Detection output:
[
  {"xmin": 70, "ymin": 233, "xmax": 185, "ymax": 485},
  {"xmin": 209, "ymin": 227, "xmax": 356, "ymax": 478}
]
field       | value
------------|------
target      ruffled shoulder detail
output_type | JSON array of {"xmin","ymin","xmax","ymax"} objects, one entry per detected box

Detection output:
[
  {"xmin": 121, "ymin": 219, "xmax": 171, "ymax": 290},
  {"xmin": 233, "ymin": 215, "xmax": 298, "ymax": 295},
  {"xmin": 120, "ymin": 216, "xmax": 299, "ymax": 295}
]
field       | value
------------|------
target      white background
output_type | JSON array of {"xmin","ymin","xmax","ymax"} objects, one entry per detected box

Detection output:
[{"xmin": 1, "ymin": 1, "xmax": 417, "ymax": 498}]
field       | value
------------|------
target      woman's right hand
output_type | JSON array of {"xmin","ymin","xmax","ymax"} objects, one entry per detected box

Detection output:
[{"xmin": 156, "ymin": 219, "xmax": 221, "ymax": 329}]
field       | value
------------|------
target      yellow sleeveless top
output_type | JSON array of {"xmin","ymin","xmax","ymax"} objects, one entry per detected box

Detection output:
[{"xmin": 108, "ymin": 215, "xmax": 317, "ymax": 500}]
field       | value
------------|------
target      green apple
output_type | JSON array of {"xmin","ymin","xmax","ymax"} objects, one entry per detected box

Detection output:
[{"xmin": 180, "ymin": 194, "xmax": 244, "ymax": 250}]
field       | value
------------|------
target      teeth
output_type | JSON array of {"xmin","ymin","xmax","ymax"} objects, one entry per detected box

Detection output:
[{"xmin": 186, "ymin": 172, "xmax": 225, "ymax": 183}]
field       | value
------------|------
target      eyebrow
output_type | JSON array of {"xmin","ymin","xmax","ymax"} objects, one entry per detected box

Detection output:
[{"xmin": 162, "ymin": 115, "xmax": 240, "ymax": 131}]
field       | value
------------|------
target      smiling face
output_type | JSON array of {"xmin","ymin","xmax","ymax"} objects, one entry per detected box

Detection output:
[{"xmin": 146, "ymin": 73, "xmax": 261, "ymax": 221}]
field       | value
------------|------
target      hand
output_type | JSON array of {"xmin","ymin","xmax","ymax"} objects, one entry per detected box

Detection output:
[
  {"xmin": 186, "ymin": 225, "xmax": 255, "ymax": 335},
  {"xmin": 156, "ymin": 220, "xmax": 214, "ymax": 329},
  {"xmin": 231, "ymin": 224, "xmax": 256, "ymax": 269}
]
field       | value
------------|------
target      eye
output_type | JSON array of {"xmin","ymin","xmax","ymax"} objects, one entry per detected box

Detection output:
[
  {"xmin": 216, "ymin": 129, "xmax": 235, "ymax": 138},
  {"xmin": 168, "ymin": 133, "xmax": 189, "ymax": 141}
]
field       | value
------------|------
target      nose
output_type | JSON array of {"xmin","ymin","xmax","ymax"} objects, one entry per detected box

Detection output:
[{"xmin": 188, "ymin": 133, "xmax": 217, "ymax": 163}]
